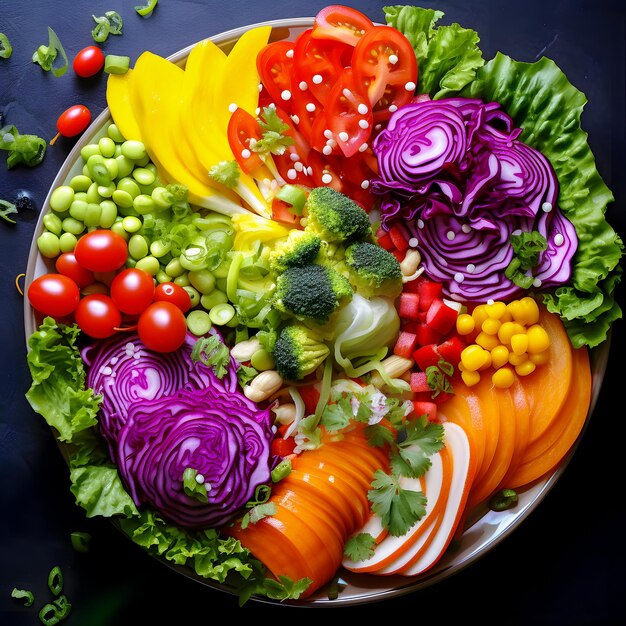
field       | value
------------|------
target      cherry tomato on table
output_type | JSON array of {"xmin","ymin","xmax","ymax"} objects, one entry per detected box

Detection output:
[
  {"xmin": 74, "ymin": 229, "xmax": 128, "ymax": 273},
  {"xmin": 153, "ymin": 283, "xmax": 192, "ymax": 313},
  {"xmin": 55, "ymin": 252, "xmax": 95, "ymax": 288},
  {"xmin": 51, "ymin": 105, "xmax": 92, "ymax": 145},
  {"xmin": 110, "ymin": 268, "xmax": 156, "ymax": 316},
  {"xmin": 73, "ymin": 45, "xmax": 105, "ymax": 78},
  {"xmin": 138, "ymin": 301, "xmax": 187, "ymax": 353},
  {"xmin": 312, "ymin": 5, "xmax": 375, "ymax": 46},
  {"xmin": 27, "ymin": 273, "xmax": 80, "ymax": 318},
  {"xmin": 74, "ymin": 294, "xmax": 122, "ymax": 339}
]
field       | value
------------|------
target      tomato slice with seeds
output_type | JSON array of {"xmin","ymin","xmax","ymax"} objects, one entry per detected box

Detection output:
[
  {"xmin": 270, "ymin": 106, "xmax": 312, "ymax": 185},
  {"xmin": 308, "ymin": 151, "xmax": 344, "ymax": 192},
  {"xmin": 352, "ymin": 25, "xmax": 418, "ymax": 123},
  {"xmin": 312, "ymin": 5, "xmax": 375, "ymax": 47},
  {"xmin": 257, "ymin": 41, "xmax": 296, "ymax": 112},
  {"xmin": 227, "ymin": 107, "xmax": 264, "ymax": 174}
]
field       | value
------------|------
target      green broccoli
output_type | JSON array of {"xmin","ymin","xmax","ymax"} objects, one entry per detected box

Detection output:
[
  {"xmin": 273, "ymin": 263, "xmax": 353, "ymax": 323},
  {"xmin": 344, "ymin": 241, "xmax": 403, "ymax": 299},
  {"xmin": 272, "ymin": 323, "xmax": 330, "ymax": 380},
  {"xmin": 304, "ymin": 187, "xmax": 373, "ymax": 243},
  {"xmin": 269, "ymin": 229, "xmax": 322, "ymax": 272}
]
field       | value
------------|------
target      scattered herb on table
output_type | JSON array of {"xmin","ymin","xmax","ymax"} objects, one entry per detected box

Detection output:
[
  {"xmin": 11, "ymin": 587, "xmax": 35, "ymax": 607},
  {"xmin": 91, "ymin": 11, "xmax": 124, "ymax": 43},
  {"xmin": 0, "ymin": 124, "xmax": 47, "ymax": 169},
  {"xmin": 135, "ymin": 0, "xmax": 159, "ymax": 17},
  {"xmin": 0, "ymin": 33, "xmax": 12, "ymax": 59},
  {"xmin": 32, "ymin": 27, "xmax": 68, "ymax": 77}
]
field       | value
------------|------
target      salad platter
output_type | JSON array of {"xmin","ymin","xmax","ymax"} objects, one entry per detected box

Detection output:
[{"xmin": 22, "ymin": 4, "xmax": 621, "ymax": 607}]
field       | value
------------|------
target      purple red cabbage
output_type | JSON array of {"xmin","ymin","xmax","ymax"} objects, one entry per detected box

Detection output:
[{"xmin": 372, "ymin": 97, "xmax": 578, "ymax": 302}]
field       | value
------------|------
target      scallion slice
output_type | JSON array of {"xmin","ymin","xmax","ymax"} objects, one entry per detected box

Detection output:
[
  {"xmin": 104, "ymin": 54, "xmax": 130, "ymax": 75},
  {"xmin": 11, "ymin": 587, "xmax": 34, "ymax": 607},
  {"xmin": 135, "ymin": 0, "xmax": 159, "ymax": 17},
  {"xmin": 47, "ymin": 565, "xmax": 63, "ymax": 597},
  {"xmin": 70, "ymin": 531, "xmax": 92, "ymax": 553},
  {"xmin": 0, "ymin": 33, "xmax": 12, "ymax": 59},
  {"xmin": 104, "ymin": 11, "xmax": 124, "ymax": 34},
  {"xmin": 91, "ymin": 15, "xmax": 110, "ymax": 43}
]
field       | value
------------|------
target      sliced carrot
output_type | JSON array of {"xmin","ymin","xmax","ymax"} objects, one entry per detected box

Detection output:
[{"xmin": 469, "ymin": 377, "xmax": 501, "ymax": 488}]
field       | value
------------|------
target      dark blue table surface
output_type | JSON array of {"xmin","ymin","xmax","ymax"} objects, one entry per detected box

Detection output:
[{"xmin": 1, "ymin": 1, "xmax": 625, "ymax": 623}]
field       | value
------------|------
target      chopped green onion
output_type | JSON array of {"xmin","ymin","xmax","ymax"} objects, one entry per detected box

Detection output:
[
  {"xmin": 271, "ymin": 458, "xmax": 292, "ymax": 482},
  {"xmin": 32, "ymin": 27, "xmax": 68, "ymax": 77},
  {"xmin": 104, "ymin": 11, "xmax": 124, "ymax": 35},
  {"xmin": 32, "ymin": 45, "xmax": 57, "ymax": 71},
  {"xmin": 0, "ymin": 124, "xmax": 47, "ymax": 169},
  {"xmin": 275, "ymin": 184, "xmax": 307, "ymax": 215},
  {"xmin": 11, "ymin": 587, "xmax": 34, "ymax": 607},
  {"xmin": 135, "ymin": 0, "xmax": 159, "ymax": 17},
  {"xmin": 104, "ymin": 54, "xmax": 130, "ymax": 75},
  {"xmin": 182, "ymin": 468, "xmax": 209, "ymax": 503},
  {"xmin": 0, "ymin": 33, "xmax": 12, "ymax": 59},
  {"xmin": 47, "ymin": 565, "xmax": 63, "ymax": 596},
  {"xmin": 91, "ymin": 15, "xmax": 110, "ymax": 43},
  {"xmin": 1, "ymin": 199, "xmax": 17, "ymax": 223},
  {"xmin": 70, "ymin": 531, "xmax": 92, "ymax": 553},
  {"xmin": 209, "ymin": 302, "xmax": 236, "ymax": 326},
  {"xmin": 39, "ymin": 595, "xmax": 72, "ymax": 625},
  {"xmin": 488, "ymin": 488, "xmax": 519, "ymax": 511}
]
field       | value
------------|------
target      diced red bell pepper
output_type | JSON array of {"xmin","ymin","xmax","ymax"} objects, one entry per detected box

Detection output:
[
  {"xmin": 425, "ymin": 297, "xmax": 459, "ymax": 335},
  {"xmin": 412, "ymin": 400, "xmax": 438, "ymax": 422},
  {"xmin": 298, "ymin": 384, "xmax": 320, "ymax": 416},
  {"xmin": 436, "ymin": 336, "xmax": 465, "ymax": 368},
  {"xmin": 391, "ymin": 249, "xmax": 405, "ymax": 263},
  {"xmin": 271, "ymin": 436, "xmax": 297, "ymax": 457},
  {"xmin": 409, "ymin": 371, "xmax": 430, "ymax": 393},
  {"xmin": 393, "ymin": 330, "xmax": 419, "ymax": 359},
  {"xmin": 414, "ymin": 322, "xmax": 442, "ymax": 346},
  {"xmin": 271, "ymin": 198, "xmax": 301, "ymax": 225},
  {"xmin": 416, "ymin": 280, "xmax": 443, "ymax": 311},
  {"xmin": 376, "ymin": 231, "xmax": 394, "ymax": 250},
  {"xmin": 398, "ymin": 292, "xmax": 420, "ymax": 321},
  {"xmin": 388, "ymin": 224, "xmax": 409, "ymax": 252},
  {"xmin": 413, "ymin": 343, "xmax": 442, "ymax": 370}
]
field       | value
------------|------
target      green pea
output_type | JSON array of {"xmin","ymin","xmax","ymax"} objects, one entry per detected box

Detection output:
[
  {"xmin": 98, "ymin": 136, "xmax": 116, "ymax": 158},
  {"xmin": 59, "ymin": 232, "xmax": 77, "ymax": 252},
  {"xmin": 117, "ymin": 177, "xmax": 141, "ymax": 198},
  {"xmin": 62, "ymin": 217, "xmax": 85, "ymax": 236},
  {"xmin": 121, "ymin": 140, "xmax": 147, "ymax": 161},
  {"xmin": 97, "ymin": 182, "xmax": 116, "ymax": 198},
  {"xmin": 165, "ymin": 257, "xmax": 185, "ymax": 278},
  {"xmin": 84, "ymin": 203, "xmax": 102, "ymax": 227},
  {"xmin": 186, "ymin": 309, "xmax": 212, "ymax": 336},
  {"xmin": 50, "ymin": 186, "xmax": 75, "ymax": 212},
  {"xmin": 80, "ymin": 143, "xmax": 100, "ymax": 162},
  {"xmin": 134, "ymin": 255, "xmax": 160, "ymax": 276},
  {"xmin": 188, "ymin": 269, "xmax": 216, "ymax": 294},
  {"xmin": 37, "ymin": 232, "xmax": 61, "ymax": 258},
  {"xmin": 110, "ymin": 221, "xmax": 129, "ymax": 241},
  {"xmin": 69, "ymin": 200, "xmax": 88, "ymax": 221},
  {"xmin": 86, "ymin": 182, "xmax": 103, "ymax": 204},
  {"xmin": 99, "ymin": 200, "xmax": 118, "ymax": 228},
  {"xmin": 149, "ymin": 239, "xmax": 171, "ymax": 258},
  {"xmin": 69, "ymin": 174, "xmax": 93, "ymax": 192},
  {"xmin": 151, "ymin": 186, "xmax": 173, "ymax": 210},
  {"xmin": 104, "ymin": 157, "xmax": 119, "ymax": 180},
  {"xmin": 155, "ymin": 270, "xmax": 171, "ymax": 284},
  {"xmin": 43, "ymin": 213, "xmax": 63, "ymax": 235},
  {"xmin": 111, "ymin": 189, "xmax": 134, "ymax": 209},
  {"xmin": 133, "ymin": 194, "xmax": 155, "ymax": 215},
  {"xmin": 174, "ymin": 273, "xmax": 190, "ymax": 287},
  {"xmin": 87, "ymin": 154, "xmax": 111, "ymax": 186},
  {"xmin": 209, "ymin": 303, "xmax": 235, "ymax": 326},
  {"xmin": 107, "ymin": 123, "xmax": 125, "ymax": 143},
  {"xmin": 128, "ymin": 234, "xmax": 149, "ymax": 260},
  {"xmin": 122, "ymin": 216, "xmax": 142, "ymax": 233},
  {"xmin": 115, "ymin": 155, "xmax": 135, "ymax": 179},
  {"xmin": 250, "ymin": 348, "xmax": 275, "ymax": 371},
  {"xmin": 132, "ymin": 167, "xmax": 156, "ymax": 186},
  {"xmin": 200, "ymin": 290, "xmax": 228, "ymax": 310}
]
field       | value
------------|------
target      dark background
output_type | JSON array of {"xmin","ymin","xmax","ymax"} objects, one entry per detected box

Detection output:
[{"xmin": 1, "ymin": 0, "xmax": 624, "ymax": 623}]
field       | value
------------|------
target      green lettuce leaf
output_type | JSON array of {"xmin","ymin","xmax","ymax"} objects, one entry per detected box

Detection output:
[
  {"xmin": 462, "ymin": 53, "xmax": 624, "ymax": 347},
  {"xmin": 383, "ymin": 5, "xmax": 484, "ymax": 98},
  {"xmin": 25, "ymin": 318, "xmax": 100, "ymax": 442}
]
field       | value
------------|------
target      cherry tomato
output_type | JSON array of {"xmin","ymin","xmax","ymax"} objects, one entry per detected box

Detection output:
[
  {"xmin": 227, "ymin": 108, "xmax": 264, "ymax": 175},
  {"xmin": 110, "ymin": 268, "xmax": 156, "ymax": 316},
  {"xmin": 55, "ymin": 105, "xmax": 92, "ymax": 139},
  {"xmin": 312, "ymin": 5, "xmax": 374, "ymax": 46},
  {"xmin": 27, "ymin": 273, "xmax": 80, "ymax": 318},
  {"xmin": 74, "ymin": 294, "xmax": 122, "ymax": 339},
  {"xmin": 153, "ymin": 283, "xmax": 192, "ymax": 313},
  {"xmin": 256, "ymin": 41, "xmax": 296, "ymax": 113},
  {"xmin": 352, "ymin": 25, "xmax": 418, "ymax": 123},
  {"xmin": 73, "ymin": 45, "xmax": 105, "ymax": 78},
  {"xmin": 55, "ymin": 252, "xmax": 95, "ymax": 288},
  {"xmin": 137, "ymin": 301, "xmax": 187, "ymax": 353},
  {"xmin": 74, "ymin": 230, "xmax": 128, "ymax": 273}
]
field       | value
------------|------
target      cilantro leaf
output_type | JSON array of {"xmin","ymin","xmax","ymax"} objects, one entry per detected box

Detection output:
[
  {"xmin": 365, "ymin": 423, "xmax": 395, "ymax": 448},
  {"xmin": 208, "ymin": 160, "xmax": 240, "ymax": 188},
  {"xmin": 343, "ymin": 533, "xmax": 376, "ymax": 562},
  {"xmin": 236, "ymin": 363, "xmax": 258, "ymax": 388},
  {"xmin": 252, "ymin": 107, "xmax": 294, "ymax": 156},
  {"xmin": 391, "ymin": 416, "xmax": 445, "ymax": 478},
  {"xmin": 425, "ymin": 360, "xmax": 455, "ymax": 398},
  {"xmin": 191, "ymin": 335, "xmax": 231, "ymax": 378},
  {"xmin": 321, "ymin": 397, "xmax": 352, "ymax": 431}
]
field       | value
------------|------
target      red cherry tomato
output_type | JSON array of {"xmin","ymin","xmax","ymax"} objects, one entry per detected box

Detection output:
[
  {"xmin": 74, "ymin": 230, "xmax": 128, "ymax": 273},
  {"xmin": 55, "ymin": 105, "xmax": 92, "ymax": 139},
  {"xmin": 74, "ymin": 294, "xmax": 122, "ymax": 339},
  {"xmin": 110, "ymin": 268, "xmax": 156, "ymax": 315},
  {"xmin": 73, "ymin": 45, "xmax": 105, "ymax": 78},
  {"xmin": 153, "ymin": 283, "xmax": 192, "ymax": 313},
  {"xmin": 27, "ymin": 273, "xmax": 80, "ymax": 318},
  {"xmin": 55, "ymin": 252, "xmax": 95, "ymax": 288},
  {"xmin": 227, "ymin": 108, "xmax": 264, "ymax": 175},
  {"xmin": 312, "ymin": 5, "xmax": 375, "ymax": 46},
  {"xmin": 256, "ymin": 41, "xmax": 296, "ymax": 113},
  {"xmin": 137, "ymin": 301, "xmax": 188, "ymax": 353}
]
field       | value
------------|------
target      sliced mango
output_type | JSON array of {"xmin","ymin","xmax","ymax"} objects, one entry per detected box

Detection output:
[{"xmin": 106, "ymin": 70, "xmax": 142, "ymax": 142}]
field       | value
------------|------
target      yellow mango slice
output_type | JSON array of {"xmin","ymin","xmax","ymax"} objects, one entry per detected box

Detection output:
[{"xmin": 106, "ymin": 70, "xmax": 142, "ymax": 143}]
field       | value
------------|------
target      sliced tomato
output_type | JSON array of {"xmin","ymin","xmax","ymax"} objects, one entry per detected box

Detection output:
[
  {"xmin": 227, "ymin": 107, "xmax": 264, "ymax": 175},
  {"xmin": 352, "ymin": 25, "xmax": 418, "ymax": 123},
  {"xmin": 271, "ymin": 106, "xmax": 312, "ymax": 185},
  {"xmin": 312, "ymin": 5, "xmax": 375, "ymax": 47},
  {"xmin": 324, "ymin": 69, "xmax": 372, "ymax": 158},
  {"xmin": 257, "ymin": 41, "xmax": 296, "ymax": 113},
  {"xmin": 290, "ymin": 88, "xmax": 322, "ymax": 145},
  {"xmin": 307, "ymin": 150, "xmax": 344, "ymax": 192}
]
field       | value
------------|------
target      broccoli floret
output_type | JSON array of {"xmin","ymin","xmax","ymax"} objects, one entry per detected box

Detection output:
[
  {"xmin": 269, "ymin": 229, "xmax": 322, "ymax": 272},
  {"xmin": 273, "ymin": 263, "xmax": 353, "ymax": 323},
  {"xmin": 344, "ymin": 241, "xmax": 403, "ymax": 299},
  {"xmin": 273, "ymin": 323, "xmax": 330, "ymax": 380},
  {"xmin": 304, "ymin": 187, "xmax": 373, "ymax": 243}
]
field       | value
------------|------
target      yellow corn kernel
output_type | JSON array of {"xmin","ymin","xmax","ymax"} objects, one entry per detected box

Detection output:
[
  {"xmin": 515, "ymin": 360, "xmax": 537, "ymax": 376},
  {"xmin": 520, "ymin": 296, "xmax": 540, "ymax": 325},
  {"xmin": 475, "ymin": 331, "xmax": 500, "ymax": 351},
  {"xmin": 481, "ymin": 317, "xmax": 501, "ymax": 335},
  {"xmin": 508, "ymin": 352, "xmax": 528, "ymax": 366},
  {"xmin": 526, "ymin": 324, "xmax": 551, "ymax": 353},
  {"xmin": 497, "ymin": 321, "xmax": 517, "ymax": 345},
  {"xmin": 461, "ymin": 344, "xmax": 491, "ymax": 372},
  {"xmin": 529, "ymin": 351, "xmax": 550, "ymax": 365},
  {"xmin": 471, "ymin": 304, "xmax": 489, "ymax": 328},
  {"xmin": 510, "ymin": 333, "xmax": 529, "ymax": 355},
  {"xmin": 499, "ymin": 308, "xmax": 513, "ymax": 323},
  {"xmin": 491, "ymin": 344, "xmax": 510, "ymax": 369},
  {"xmin": 492, "ymin": 366, "xmax": 515, "ymax": 389},
  {"xmin": 485, "ymin": 300, "xmax": 508, "ymax": 319},
  {"xmin": 478, "ymin": 350, "xmax": 492, "ymax": 371},
  {"xmin": 461, "ymin": 369, "xmax": 481, "ymax": 386},
  {"xmin": 456, "ymin": 313, "xmax": 476, "ymax": 335}
]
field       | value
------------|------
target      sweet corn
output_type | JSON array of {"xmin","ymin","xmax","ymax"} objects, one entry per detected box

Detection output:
[
  {"xmin": 492, "ymin": 366, "xmax": 515, "ymax": 388},
  {"xmin": 461, "ymin": 369, "xmax": 481, "ymax": 386},
  {"xmin": 508, "ymin": 352, "xmax": 528, "ymax": 367},
  {"xmin": 461, "ymin": 344, "xmax": 491, "ymax": 371},
  {"xmin": 527, "ymin": 324, "xmax": 550, "ymax": 353},
  {"xmin": 484, "ymin": 300, "xmax": 508, "ymax": 319},
  {"xmin": 510, "ymin": 333, "xmax": 529, "ymax": 355},
  {"xmin": 456, "ymin": 313, "xmax": 475, "ymax": 335},
  {"xmin": 491, "ymin": 345, "xmax": 510, "ymax": 369},
  {"xmin": 515, "ymin": 360, "xmax": 537, "ymax": 377},
  {"xmin": 481, "ymin": 317, "xmax": 501, "ymax": 335},
  {"xmin": 475, "ymin": 331, "xmax": 500, "ymax": 351},
  {"xmin": 497, "ymin": 321, "xmax": 517, "ymax": 345},
  {"xmin": 471, "ymin": 304, "xmax": 489, "ymax": 328}
]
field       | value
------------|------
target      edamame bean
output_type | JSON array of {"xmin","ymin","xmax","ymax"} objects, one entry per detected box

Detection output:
[
  {"xmin": 87, "ymin": 154, "xmax": 112, "ymax": 186},
  {"xmin": 107, "ymin": 123, "xmax": 125, "ymax": 143},
  {"xmin": 99, "ymin": 200, "xmax": 118, "ymax": 228},
  {"xmin": 200, "ymin": 290, "xmax": 228, "ymax": 310},
  {"xmin": 69, "ymin": 175, "xmax": 92, "ymax": 192},
  {"xmin": 183, "ymin": 286, "xmax": 201, "ymax": 308},
  {"xmin": 110, "ymin": 221, "xmax": 129, "ymax": 241},
  {"xmin": 186, "ymin": 309, "xmax": 211, "ymax": 336},
  {"xmin": 145, "ymin": 163, "xmax": 157, "ymax": 175},
  {"xmin": 114, "ymin": 144, "xmax": 123, "ymax": 157},
  {"xmin": 97, "ymin": 182, "xmax": 116, "ymax": 198},
  {"xmin": 50, "ymin": 186, "xmax": 75, "ymax": 212},
  {"xmin": 43, "ymin": 213, "xmax": 63, "ymax": 235},
  {"xmin": 111, "ymin": 189, "xmax": 134, "ymax": 209},
  {"xmin": 62, "ymin": 217, "xmax": 86, "ymax": 236},
  {"xmin": 117, "ymin": 177, "xmax": 141, "ymax": 198},
  {"xmin": 128, "ymin": 234, "xmax": 149, "ymax": 260},
  {"xmin": 174, "ymin": 273, "xmax": 190, "ymax": 287},
  {"xmin": 98, "ymin": 136, "xmax": 116, "ymax": 158},
  {"xmin": 155, "ymin": 270, "xmax": 171, "ymax": 284},
  {"xmin": 165, "ymin": 258, "xmax": 185, "ymax": 278},
  {"xmin": 134, "ymin": 255, "xmax": 160, "ymax": 276},
  {"xmin": 37, "ymin": 232, "xmax": 61, "ymax": 258},
  {"xmin": 59, "ymin": 232, "xmax": 77, "ymax": 252},
  {"xmin": 125, "ymin": 257, "xmax": 137, "ymax": 268},
  {"xmin": 80, "ymin": 143, "xmax": 100, "ymax": 162},
  {"xmin": 117, "ymin": 204, "xmax": 140, "ymax": 218},
  {"xmin": 122, "ymin": 216, "xmax": 142, "ymax": 233},
  {"xmin": 104, "ymin": 157, "xmax": 119, "ymax": 180},
  {"xmin": 84, "ymin": 203, "xmax": 103, "ymax": 227},
  {"xmin": 188, "ymin": 269, "xmax": 216, "ymax": 294},
  {"xmin": 134, "ymin": 154, "xmax": 150, "ymax": 167},
  {"xmin": 250, "ymin": 348, "xmax": 275, "ymax": 371},
  {"xmin": 149, "ymin": 239, "xmax": 170, "ymax": 258},
  {"xmin": 81, "ymin": 164, "xmax": 91, "ymax": 178},
  {"xmin": 151, "ymin": 186, "xmax": 173, "ymax": 210},
  {"xmin": 121, "ymin": 140, "xmax": 147, "ymax": 161},
  {"xmin": 115, "ymin": 155, "xmax": 135, "ymax": 179},
  {"xmin": 133, "ymin": 194, "xmax": 155, "ymax": 215},
  {"xmin": 132, "ymin": 167, "xmax": 156, "ymax": 186},
  {"xmin": 86, "ymin": 182, "xmax": 103, "ymax": 204},
  {"xmin": 69, "ymin": 200, "xmax": 88, "ymax": 221},
  {"xmin": 209, "ymin": 303, "xmax": 235, "ymax": 326},
  {"xmin": 74, "ymin": 192, "xmax": 87, "ymax": 202}
]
